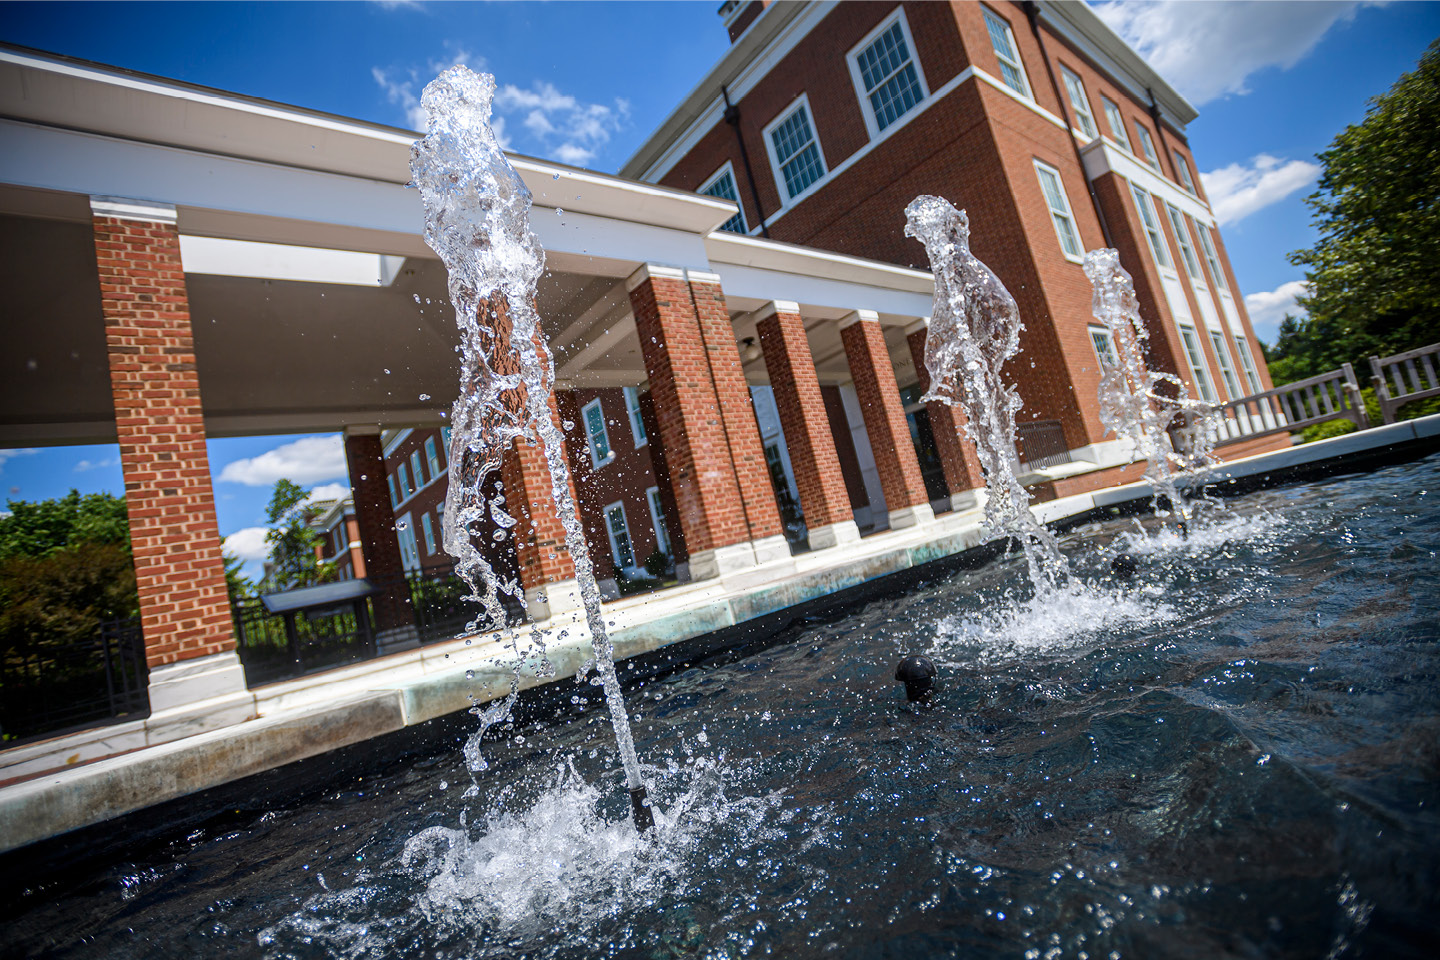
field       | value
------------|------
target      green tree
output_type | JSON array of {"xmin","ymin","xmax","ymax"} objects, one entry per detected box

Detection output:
[
  {"xmin": 223, "ymin": 551, "xmax": 254, "ymax": 600},
  {"xmin": 0, "ymin": 490, "xmax": 130, "ymax": 562},
  {"xmin": 1280, "ymin": 39, "xmax": 1440, "ymax": 383},
  {"xmin": 262, "ymin": 478, "xmax": 335, "ymax": 592}
]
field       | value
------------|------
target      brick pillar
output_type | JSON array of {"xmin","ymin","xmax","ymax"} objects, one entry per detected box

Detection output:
[
  {"xmin": 755, "ymin": 301, "xmax": 859, "ymax": 549},
  {"xmin": 627, "ymin": 265, "xmax": 787, "ymax": 580},
  {"xmin": 838, "ymin": 310, "xmax": 935, "ymax": 530},
  {"xmin": 555, "ymin": 387, "xmax": 617, "ymax": 599},
  {"xmin": 906, "ymin": 320, "xmax": 985, "ymax": 512},
  {"xmin": 342, "ymin": 427, "xmax": 418, "ymax": 651},
  {"xmin": 90, "ymin": 196, "xmax": 248, "ymax": 715}
]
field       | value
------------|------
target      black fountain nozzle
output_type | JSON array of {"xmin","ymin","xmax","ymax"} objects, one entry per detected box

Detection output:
[
  {"xmin": 630, "ymin": 785, "xmax": 654, "ymax": 833},
  {"xmin": 1110, "ymin": 553, "xmax": 1138, "ymax": 580},
  {"xmin": 896, "ymin": 655, "xmax": 938, "ymax": 704},
  {"xmin": 1177, "ymin": 519, "xmax": 1189, "ymax": 540}
]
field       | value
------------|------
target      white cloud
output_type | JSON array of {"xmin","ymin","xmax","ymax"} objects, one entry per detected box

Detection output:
[
  {"xmin": 1201, "ymin": 153, "xmax": 1320, "ymax": 226},
  {"xmin": 1244, "ymin": 280, "xmax": 1310, "ymax": 342},
  {"xmin": 74, "ymin": 457, "xmax": 119, "ymax": 473},
  {"xmin": 222, "ymin": 526, "xmax": 271, "ymax": 564},
  {"xmin": 1092, "ymin": 1, "xmax": 1371, "ymax": 106},
  {"xmin": 306, "ymin": 481, "xmax": 352, "ymax": 505},
  {"xmin": 0, "ymin": 448, "xmax": 37, "ymax": 472},
  {"xmin": 217, "ymin": 435, "xmax": 347, "ymax": 488},
  {"xmin": 372, "ymin": 47, "xmax": 479, "ymax": 131}
]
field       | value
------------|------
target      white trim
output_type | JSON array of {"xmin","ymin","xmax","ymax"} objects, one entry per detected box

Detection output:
[
  {"xmin": 846, "ymin": 7, "xmax": 930, "ymax": 141},
  {"xmin": 625, "ymin": 263, "xmax": 688, "ymax": 292},
  {"xmin": 1081, "ymin": 138, "xmax": 1213, "ymax": 225},
  {"xmin": 1088, "ymin": 325, "xmax": 1118, "ymax": 367},
  {"xmin": 581, "ymin": 397, "xmax": 614, "ymax": 470},
  {"xmin": 1208, "ymin": 328, "xmax": 1242, "ymax": 401},
  {"xmin": 698, "ymin": 159, "xmax": 748, "ymax": 235},
  {"xmin": 1130, "ymin": 182, "xmax": 1171, "ymax": 270},
  {"xmin": 646, "ymin": 485, "xmax": 670, "ymax": 556},
  {"xmin": 602, "ymin": 500, "xmax": 636, "ymax": 571},
  {"xmin": 1058, "ymin": 65, "xmax": 1098, "ymax": 141},
  {"xmin": 1177, "ymin": 323, "xmax": 1219, "ymax": 404},
  {"xmin": 761, "ymin": 92, "xmax": 829, "ymax": 213},
  {"xmin": 1172, "ymin": 149, "xmax": 1197, "ymax": 196},
  {"xmin": 89, "ymin": 195, "xmax": 177, "ymax": 223},
  {"xmin": 381, "ymin": 426, "xmax": 413, "ymax": 458},
  {"xmin": 837, "ymin": 309, "xmax": 879, "ymax": 331},
  {"xmin": 972, "ymin": 67, "xmax": 1066, "ymax": 130},
  {"xmin": 623, "ymin": 386, "xmax": 648, "ymax": 448},
  {"xmin": 1033, "ymin": 159, "xmax": 1084, "ymax": 263},
  {"xmin": 981, "ymin": 4, "xmax": 1033, "ymax": 100},
  {"xmin": 1133, "ymin": 121, "xmax": 1161, "ymax": 172},
  {"xmin": 1100, "ymin": 95, "xmax": 1132, "ymax": 153}
]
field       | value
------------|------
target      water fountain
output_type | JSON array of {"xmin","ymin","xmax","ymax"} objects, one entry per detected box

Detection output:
[{"xmin": 409, "ymin": 66, "xmax": 651, "ymax": 830}]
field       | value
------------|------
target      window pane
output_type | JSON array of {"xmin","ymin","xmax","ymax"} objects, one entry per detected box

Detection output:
[
  {"xmin": 647, "ymin": 487, "xmax": 670, "ymax": 555},
  {"xmin": 1210, "ymin": 331, "xmax": 1241, "ymax": 398},
  {"xmin": 857, "ymin": 21, "xmax": 923, "ymax": 131},
  {"xmin": 1090, "ymin": 328, "xmax": 1118, "ymax": 366},
  {"xmin": 388, "ymin": 474, "xmax": 400, "ymax": 508},
  {"xmin": 1173, "ymin": 150, "xmax": 1196, "ymax": 193},
  {"xmin": 1235, "ymin": 336, "xmax": 1262, "ymax": 392},
  {"xmin": 1192, "ymin": 218, "xmax": 1229, "ymax": 292},
  {"xmin": 584, "ymin": 401, "xmax": 610, "ymax": 463},
  {"xmin": 771, "ymin": 107, "xmax": 825, "ymax": 199},
  {"xmin": 1130, "ymin": 185, "xmax": 1170, "ymax": 268},
  {"xmin": 410, "ymin": 450, "xmax": 424, "ymax": 487},
  {"xmin": 424, "ymin": 436, "xmax": 441, "ymax": 476},
  {"xmin": 1061, "ymin": 68, "xmax": 1096, "ymax": 138},
  {"xmin": 868, "ymin": 62, "xmax": 923, "ymax": 130},
  {"xmin": 1165, "ymin": 205, "xmax": 1201, "ymax": 279},
  {"xmin": 1179, "ymin": 326, "xmax": 1218, "ymax": 402},
  {"xmin": 606, "ymin": 505, "xmax": 634, "ymax": 569},
  {"xmin": 1103, "ymin": 97, "xmax": 1131, "ymax": 151},
  {"xmin": 1036, "ymin": 163, "xmax": 1081, "ymax": 258},
  {"xmin": 398, "ymin": 463, "xmax": 410, "ymax": 497},
  {"xmin": 623, "ymin": 386, "xmax": 647, "ymax": 445},
  {"xmin": 701, "ymin": 169, "xmax": 747, "ymax": 234},
  {"xmin": 1135, "ymin": 123, "xmax": 1159, "ymax": 168},
  {"xmin": 421, "ymin": 512, "xmax": 435, "ymax": 555},
  {"xmin": 781, "ymin": 143, "xmax": 824, "ymax": 198},
  {"xmin": 984, "ymin": 8, "xmax": 1028, "ymax": 97}
]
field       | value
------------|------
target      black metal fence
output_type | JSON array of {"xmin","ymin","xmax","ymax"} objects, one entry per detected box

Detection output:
[
  {"xmin": 1016, "ymin": 419, "xmax": 1073, "ymax": 470},
  {"xmin": 0, "ymin": 616, "xmax": 149, "ymax": 744}
]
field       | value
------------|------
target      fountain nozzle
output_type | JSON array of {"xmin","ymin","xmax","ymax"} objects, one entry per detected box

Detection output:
[
  {"xmin": 896, "ymin": 655, "xmax": 938, "ymax": 704},
  {"xmin": 630, "ymin": 785, "xmax": 655, "ymax": 833},
  {"xmin": 1111, "ymin": 553, "xmax": 1138, "ymax": 580}
]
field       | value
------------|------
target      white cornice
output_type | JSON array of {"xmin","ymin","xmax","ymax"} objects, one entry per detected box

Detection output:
[{"xmin": 1080, "ymin": 138, "xmax": 1213, "ymax": 225}]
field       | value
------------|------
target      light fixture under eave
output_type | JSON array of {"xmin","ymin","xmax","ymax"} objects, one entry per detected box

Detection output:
[{"xmin": 740, "ymin": 337, "xmax": 762, "ymax": 362}]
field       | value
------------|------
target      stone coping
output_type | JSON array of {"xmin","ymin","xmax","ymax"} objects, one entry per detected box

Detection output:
[{"xmin": 2, "ymin": 413, "xmax": 1437, "ymax": 855}]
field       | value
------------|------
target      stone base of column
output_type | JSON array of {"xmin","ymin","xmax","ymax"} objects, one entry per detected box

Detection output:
[
  {"xmin": 525, "ymin": 578, "xmax": 584, "ymax": 622},
  {"xmin": 807, "ymin": 520, "xmax": 862, "ymax": 550},
  {"xmin": 146, "ymin": 650, "xmax": 248, "ymax": 714},
  {"xmin": 376, "ymin": 625, "xmax": 420, "ymax": 656},
  {"xmin": 950, "ymin": 488, "xmax": 987, "ymax": 513},
  {"xmin": 750, "ymin": 534, "xmax": 792, "ymax": 566},
  {"xmin": 888, "ymin": 503, "xmax": 936, "ymax": 530},
  {"xmin": 688, "ymin": 534, "xmax": 793, "ymax": 581}
]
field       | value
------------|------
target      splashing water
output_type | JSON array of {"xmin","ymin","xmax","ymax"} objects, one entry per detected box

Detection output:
[
  {"xmin": 904, "ymin": 196, "xmax": 1066, "ymax": 593},
  {"xmin": 409, "ymin": 67, "xmax": 646, "ymax": 798},
  {"xmin": 1083, "ymin": 249, "xmax": 1222, "ymax": 528}
]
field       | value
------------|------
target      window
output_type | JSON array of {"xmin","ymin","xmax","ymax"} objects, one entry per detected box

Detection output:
[
  {"xmin": 1209, "ymin": 330, "xmax": 1242, "ymax": 399},
  {"xmin": 424, "ymin": 435, "xmax": 442, "ymax": 477},
  {"xmin": 1130, "ymin": 184, "xmax": 1171, "ymax": 269},
  {"xmin": 623, "ymin": 386, "xmax": 647, "ymax": 447},
  {"xmin": 1035, "ymin": 161, "xmax": 1083, "ymax": 260},
  {"xmin": 397, "ymin": 462, "xmax": 411, "ymax": 498},
  {"xmin": 1234, "ymin": 335, "xmax": 1263, "ymax": 393},
  {"xmin": 582, "ymin": 397, "xmax": 612, "ymax": 468},
  {"xmin": 1192, "ymin": 218, "xmax": 1230, "ymax": 293},
  {"xmin": 1178, "ymin": 324, "xmax": 1218, "ymax": 403},
  {"xmin": 1089, "ymin": 326, "xmax": 1119, "ymax": 367},
  {"xmin": 851, "ymin": 12, "xmax": 926, "ymax": 134},
  {"xmin": 646, "ymin": 486, "xmax": 670, "ymax": 556},
  {"xmin": 1173, "ymin": 150, "xmax": 1196, "ymax": 194},
  {"xmin": 1102, "ymin": 96, "xmax": 1131, "ymax": 151},
  {"xmin": 410, "ymin": 450, "xmax": 425, "ymax": 488},
  {"xmin": 1134, "ymin": 121, "xmax": 1160, "ymax": 169},
  {"xmin": 1165, "ymin": 204, "xmax": 1201, "ymax": 280},
  {"xmin": 700, "ymin": 164, "xmax": 748, "ymax": 234},
  {"xmin": 388, "ymin": 473, "xmax": 400, "ymax": 509},
  {"xmin": 441, "ymin": 426, "xmax": 451, "ymax": 449},
  {"xmin": 397, "ymin": 513, "xmax": 419, "ymax": 571},
  {"xmin": 604, "ymin": 502, "xmax": 635, "ymax": 570},
  {"xmin": 421, "ymin": 511, "xmax": 436, "ymax": 555},
  {"xmin": 983, "ymin": 6, "xmax": 1030, "ymax": 98},
  {"xmin": 1060, "ymin": 66, "xmax": 1097, "ymax": 139},
  {"xmin": 766, "ymin": 98, "xmax": 826, "ymax": 201}
]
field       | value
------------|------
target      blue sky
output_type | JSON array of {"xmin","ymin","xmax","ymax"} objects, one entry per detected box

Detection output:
[{"xmin": 2, "ymin": 0, "xmax": 1436, "ymax": 577}]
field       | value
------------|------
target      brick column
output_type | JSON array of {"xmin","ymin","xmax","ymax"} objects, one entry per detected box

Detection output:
[
  {"xmin": 838, "ymin": 310, "xmax": 934, "ymax": 530},
  {"xmin": 342, "ymin": 426, "xmax": 418, "ymax": 651},
  {"xmin": 906, "ymin": 320, "xmax": 985, "ymax": 512},
  {"xmin": 90, "ymin": 196, "xmax": 248, "ymax": 716},
  {"xmin": 755, "ymin": 301, "xmax": 859, "ymax": 549},
  {"xmin": 627, "ymin": 265, "xmax": 787, "ymax": 580}
]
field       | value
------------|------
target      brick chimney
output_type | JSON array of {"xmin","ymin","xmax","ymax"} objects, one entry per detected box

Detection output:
[{"xmin": 719, "ymin": 0, "xmax": 769, "ymax": 43}]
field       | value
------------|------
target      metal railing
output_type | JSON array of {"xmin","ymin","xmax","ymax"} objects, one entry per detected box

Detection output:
[
  {"xmin": 0, "ymin": 616, "xmax": 149, "ymax": 744},
  {"xmin": 1016, "ymin": 419, "xmax": 1073, "ymax": 470},
  {"xmin": 1371, "ymin": 342, "xmax": 1440, "ymax": 424},
  {"xmin": 1213, "ymin": 363, "xmax": 1367, "ymax": 444}
]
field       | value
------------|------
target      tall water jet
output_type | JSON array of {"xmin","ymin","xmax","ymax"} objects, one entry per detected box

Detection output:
[
  {"xmin": 904, "ymin": 196, "xmax": 1066, "ymax": 593},
  {"xmin": 410, "ymin": 66, "xmax": 652, "ymax": 830},
  {"xmin": 1083, "ymin": 248, "xmax": 1219, "ymax": 528}
]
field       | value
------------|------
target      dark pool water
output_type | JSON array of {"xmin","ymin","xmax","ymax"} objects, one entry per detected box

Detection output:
[{"xmin": 4, "ymin": 454, "xmax": 1439, "ymax": 959}]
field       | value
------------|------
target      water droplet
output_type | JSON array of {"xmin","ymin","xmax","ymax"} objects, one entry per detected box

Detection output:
[
  {"xmin": 552, "ymin": 173, "xmax": 560, "ymax": 180},
  {"xmin": 383, "ymin": 368, "xmax": 391, "ymax": 375},
  {"xmin": 555, "ymin": 208, "xmax": 563, "ymax": 217},
  {"xmin": 419, "ymin": 393, "xmax": 430, "ymax": 401}
]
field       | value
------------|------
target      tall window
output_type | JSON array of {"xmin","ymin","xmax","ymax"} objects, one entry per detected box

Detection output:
[
  {"xmin": 1234, "ymin": 335, "xmax": 1263, "ymax": 393},
  {"xmin": 1130, "ymin": 184, "xmax": 1171, "ymax": 269},
  {"xmin": 604, "ymin": 502, "xmax": 635, "ymax": 570},
  {"xmin": 1035, "ymin": 161, "xmax": 1082, "ymax": 260},
  {"xmin": 410, "ymin": 450, "xmax": 425, "ymax": 488},
  {"xmin": 851, "ymin": 13, "xmax": 925, "ymax": 133},
  {"xmin": 1172, "ymin": 150, "xmax": 1197, "ymax": 194},
  {"xmin": 424, "ymin": 435, "xmax": 442, "ymax": 477},
  {"xmin": 1209, "ymin": 330, "xmax": 1242, "ymax": 399},
  {"xmin": 623, "ymin": 386, "xmax": 647, "ymax": 447},
  {"xmin": 1060, "ymin": 66, "xmax": 1097, "ymax": 139},
  {"xmin": 1102, "ymin": 96, "xmax": 1131, "ymax": 151},
  {"xmin": 1178, "ymin": 324, "xmax": 1218, "ymax": 403},
  {"xmin": 582, "ymin": 397, "xmax": 612, "ymax": 468},
  {"xmin": 1089, "ymin": 326, "xmax": 1118, "ymax": 367},
  {"xmin": 1165, "ymin": 204, "xmax": 1202, "ymax": 280},
  {"xmin": 700, "ymin": 164, "xmax": 748, "ymax": 234},
  {"xmin": 983, "ymin": 6, "xmax": 1030, "ymax": 98},
  {"xmin": 397, "ymin": 513, "xmax": 419, "ymax": 571},
  {"xmin": 1134, "ymin": 122, "xmax": 1160, "ymax": 169},
  {"xmin": 397, "ymin": 463, "xmax": 412, "ymax": 499},
  {"xmin": 1192, "ymin": 218, "xmax": 1230, "ymax": 293},
  {"xmin": 646, "ymin": 486, "xmax": 670, "ymax": 555},
  {"xmin": 767, "ymin": 99, "xmax": 826, "ymax": 201},
  {"xmin": 388, "ymin": 473, "xmax": 400, "ymax": 509},
  {"xmin": 421, "ymin": 511, "xmax": 436, "ymax": 556}
]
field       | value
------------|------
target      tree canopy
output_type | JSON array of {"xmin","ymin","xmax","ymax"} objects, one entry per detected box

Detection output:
[
  {"xmin": 262, "ymin": 478, "xmax": 336, "ymax": 592},
  {"xmin": 1275, "ymin": 39, "xmax": 1440, "ymax": 383},
  {"xmin": 0, "ymin": 490, "xmax": 130, "ymax": 562}
]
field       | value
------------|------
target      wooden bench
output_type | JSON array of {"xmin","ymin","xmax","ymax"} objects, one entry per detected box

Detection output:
[
  {"xmin": 1371, "ymin": 342, "xmax": 1440, "ymax": 424},
  {"xmin": 1213, "ymin": 363, "xmax": 1369, "ymax": 444}
]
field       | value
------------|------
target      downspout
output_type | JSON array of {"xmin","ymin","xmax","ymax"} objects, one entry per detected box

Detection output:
[
  {"xmin": 1023, "ymin": 1, "xmax": 1114, "ymax": 248},
  {"xmin": 722, "ymin": 84, "xmax": 770, "ymax": 239},
  {"xmin": 1145, "ymin": 87, "xmax": 1174, "ymax": 181}
]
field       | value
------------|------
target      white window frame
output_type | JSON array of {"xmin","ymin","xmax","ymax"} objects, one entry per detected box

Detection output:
[
  {"xmin": 846, "ymin": 7, "xmax": 929, "ymax": 139},
  {"xmin": 1089, "ymin": 325, "xmax": 1118, "ymax": 367},
  {"xmin": 1178, "ymin": 324, "xmax": 1219, "ymax": 403},
  {"xmin": 397, "ymin": 511, "xmax": 420, "ymax": 572},
  {"xmin": 1234, "ymin": 334, "xmax": 1263, "ymax": 394},
  {"xmin": 603, "ymin": 501, "xmax": 636, "ymax": 571},
  {"xmin": 1034, "ymin": 160, "xmax": 1083, "ymax": 262},
  {"xmin": 699, "ymin": 161, "xmax": 748, "ymax": 235},
  {"xmin": 623, "ymin": 386, "xmax": 647, "ymax": 447},
  {"xmin": 421, "ymin": 511, "xmax": 436, "ymax": 556},
  {"xmin": 1130, "ymin": 183, "xmax": 1172, "ymax": 270},
  {"xmin": 397, "ymin": 462, "xmax": 412, "ymax": 498},
  {"xmin": 1102, "ymin": 95, "xmax": 1131, "ymax": 152},
  {"xmin": 982, "ymin": 5, "xmax": 1031, "ymax": 99},
  {"xmin": 1192, "ymin": 217, "xmax": 1230, "ymax": 293},
  {"xmin": 1164, "ymin": 203, "xmax": 1202, "ymax": 280},
  {"xmin": 1208, "ymin": 329, "xmax": 1242, "ymax": 399},
  {"xmin": 410, "ymin": 450, "xmax": 425, "ymax": 488},
  {"xmin": 424, "ymin": 435, "xmax": 442, "ymax": 477},
  {"xmin": 582, "ymin": 397, "xmax": 613, "ymax": 469},
  {"xmin": 1134, "ymin": 121, "xmax": 1160, "ymax": 170},
  {"xmin": 762, "ymin": 94, "xmax": 828, "ymax": 208},
  {"xmin": 387, "ymin": 473, "xmax": 400, "ymax": 509},
  {"xmin": 1059, "ymin": 66, "xmax": 1097, "ymax": 139},
  {"xmin": 1172, "ymin": 150, "xmax": 1197, "ymax": 195},
  {"xmin": 646, "ymin": 485, "xmax": 670, "ymax": 556}
]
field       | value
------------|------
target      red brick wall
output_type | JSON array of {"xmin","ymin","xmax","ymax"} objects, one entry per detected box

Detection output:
[
  {"xmin": 344, "ymin": 431, "xmax": 414, "ymax": 632},
  {"xmin": 820, "ymin": 385, "xmax": 871, "ymax": 511},
  {"xmin": 92, "ymin": 214, "xmax": 234, "ymax": 669},
  {"xmin": 840, "ymin": 317, "xmax": 930, "ymax": 513}
]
